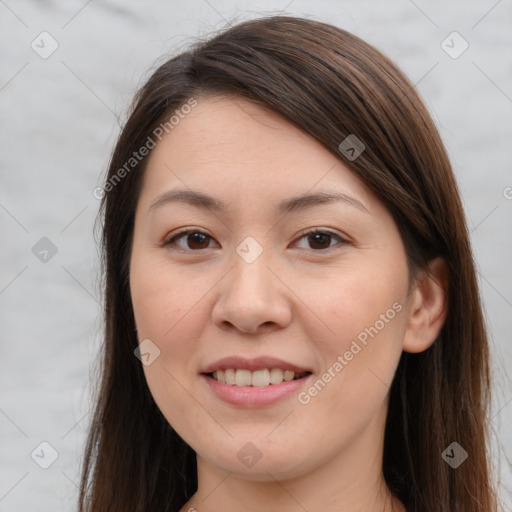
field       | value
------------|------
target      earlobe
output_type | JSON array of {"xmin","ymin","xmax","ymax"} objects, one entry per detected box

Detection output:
[{"xmin": 402, "ymin": 256, "xmax": 448, "ymax": 354}]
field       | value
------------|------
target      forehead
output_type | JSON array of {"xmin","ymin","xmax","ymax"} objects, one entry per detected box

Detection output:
[{"xmin": 138, "ymin": 95, "xmax": 376, "ymax": 213}]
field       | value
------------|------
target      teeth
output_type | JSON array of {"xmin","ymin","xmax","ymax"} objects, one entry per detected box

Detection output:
[
  {"xmin": 283, "ymin": 370, "xmax": 294, "ymax": 382},
  {"xmin": 214, "ymin": 369, "xmax": 225, "ymax": 383},
  {"xmin": 211, "ymin": 368, "xmax": 308, "ymax": 386},
  {"xmin": 269, "ymin": 368, "xmax": 284, "ymax": 384},
  {"xmin": 235, "ymin": 369, "xmax": 252, "ymax": 386},
  {"xmin": 252, "ymin": 369, "xmax": 270, "ymax": 387},
  {"xmin": 225, "ymin": 369, "xmax": 235, "ymax": 385}
]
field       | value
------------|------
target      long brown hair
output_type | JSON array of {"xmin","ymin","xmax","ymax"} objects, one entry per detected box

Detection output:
[{"xmin": 80, "ymin": 15, "xmax": 498, "ymax": 512}]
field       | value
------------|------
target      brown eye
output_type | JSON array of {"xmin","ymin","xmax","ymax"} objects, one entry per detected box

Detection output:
[
  {"xmin": 164, "ymin": 230, "xmax": 215, "ymax": 251},
  {"xmin": 294, "ymin": 229, "xmax": 347, "ymax": 251},
  {"xmin": 307, "ymin": 232, "xmax": 332, "ymax": 250}
]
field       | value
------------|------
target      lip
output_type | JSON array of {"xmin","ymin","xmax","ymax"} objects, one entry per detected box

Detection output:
[
  {"xmin": 202, "ymin": 373, "xmax": 312, "ymax": 407},
  {"xmin": 201, "ymin": 356, "xmax": 311, "ymax": 374}
]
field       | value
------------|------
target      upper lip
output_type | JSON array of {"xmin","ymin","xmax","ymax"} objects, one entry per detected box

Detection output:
[{"xmin": 201, "ymin": 356, "xmax": 311, "ymax": 374}]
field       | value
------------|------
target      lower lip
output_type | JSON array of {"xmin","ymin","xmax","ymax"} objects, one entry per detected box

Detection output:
[{"xmin": 202, "ymin": 374, "xmax": 311, "ymax": 407}]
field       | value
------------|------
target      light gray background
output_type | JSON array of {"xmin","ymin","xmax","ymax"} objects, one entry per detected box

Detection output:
[{"xmin": 0, "ymin": 1, "xmax": 511, "ymax": 510}]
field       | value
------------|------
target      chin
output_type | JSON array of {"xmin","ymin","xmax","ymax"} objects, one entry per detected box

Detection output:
[{"xmin": 196, "ymin": 438, "xmax": 316, "ymax": 481}]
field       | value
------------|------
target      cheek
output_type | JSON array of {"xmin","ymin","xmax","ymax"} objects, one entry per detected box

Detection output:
[
  {"xmin": 296, "ymin": 259, "xmax": 407, "ymax": 350},
  {"xmin": 292, "ymin": 262, "xmax": 407, "ymax": 411},
  {"xmin": 129, "ymin": 254, "xmax": 215, "ymax": 393},
  {"xmin": 130, "ymin": 252, "xmax": 207, "ymax": 341},
  {"xmin": 130, "ymin": 259, "xmax": 216, "ymax": 436}
]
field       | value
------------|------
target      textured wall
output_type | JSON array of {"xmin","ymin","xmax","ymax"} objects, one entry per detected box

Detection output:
[{"xmin": 0, "ymin": 0, "xmax": 511, "ymax": 510}]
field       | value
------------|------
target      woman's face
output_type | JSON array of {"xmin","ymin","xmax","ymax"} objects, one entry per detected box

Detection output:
[{"xmin": 130, "ymin": 95, "xmax": 413, "ymax": 482}]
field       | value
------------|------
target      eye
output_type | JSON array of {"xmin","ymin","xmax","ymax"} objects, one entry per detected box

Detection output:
[
  {"xmin": 163, "ymin": 229, "xmax": 216, "ymax": 251},
  {"xmin": 293, "ymin": 229, "xmax": 348, "ymax": 251}
]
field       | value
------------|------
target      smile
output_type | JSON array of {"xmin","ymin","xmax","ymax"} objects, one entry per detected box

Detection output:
[
  {"xmin": 209, "ymin": 368, "xmax": 311, "ymax": 387},
  {"xmin": 200, "ymin": 355, "xmax": 313, "ymax": 406}
]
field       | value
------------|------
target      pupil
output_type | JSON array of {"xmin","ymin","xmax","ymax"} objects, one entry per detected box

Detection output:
[
  {"xmin": 189, "ymin": 232, "xmax": 208, "ymax": 249},
  {"xmin": 309, "ymin": 233, "xmax": 330, "ymax": 249}
]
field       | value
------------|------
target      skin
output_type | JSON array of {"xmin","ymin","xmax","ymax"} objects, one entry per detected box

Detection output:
[{"xmin": 129, "ymin": 95, "xmax": 447, "ymax": 512}]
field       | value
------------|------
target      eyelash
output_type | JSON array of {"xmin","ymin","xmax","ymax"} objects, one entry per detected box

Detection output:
[{"xmin": 162, "ymin": 228, "xmax": 349, "ymax": 253}]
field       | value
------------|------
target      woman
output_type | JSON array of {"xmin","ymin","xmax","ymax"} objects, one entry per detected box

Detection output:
[{"xmin": 80, "ymin": 15, "xmax": 498, "ymax": 512}]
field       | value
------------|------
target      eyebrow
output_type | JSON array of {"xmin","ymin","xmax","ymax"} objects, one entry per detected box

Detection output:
[{"xmin": 148, "ymin": 189, "xmax": 370, "ymax": 215}]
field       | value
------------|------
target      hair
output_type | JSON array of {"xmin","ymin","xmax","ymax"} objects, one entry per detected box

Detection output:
[{"xmin": 80, "ymin": 14, "xmax": 498, "ymax": 512}]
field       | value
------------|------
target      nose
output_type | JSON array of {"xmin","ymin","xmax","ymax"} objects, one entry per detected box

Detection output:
[{"xmin": 211, "ymin": 250, "xmax": 292, "ymax": 335}]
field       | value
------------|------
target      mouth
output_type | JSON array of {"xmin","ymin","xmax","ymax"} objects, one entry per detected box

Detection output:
[
  {"xmin": 200, "ymin": 356, "xmax": 313, "ymax": 406},
  {"xmin": 205, "ymin": 368, "xmax": 312, "ymax": 387}
]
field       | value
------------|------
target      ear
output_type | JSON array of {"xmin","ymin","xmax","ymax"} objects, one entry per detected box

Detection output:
[{"xmin": 402, "ymin": 256, "xmax": 448, "ymax": 353}]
